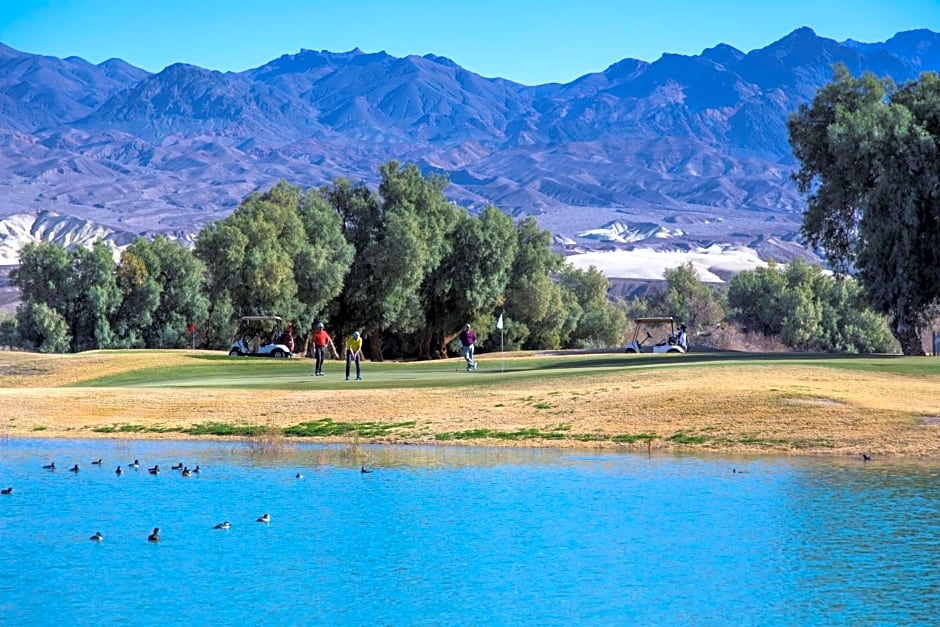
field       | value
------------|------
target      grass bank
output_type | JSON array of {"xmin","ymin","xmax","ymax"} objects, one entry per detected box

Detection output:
[{"xmin": 1, "ymin": 349, "xmax": 939, "ymax": 456}]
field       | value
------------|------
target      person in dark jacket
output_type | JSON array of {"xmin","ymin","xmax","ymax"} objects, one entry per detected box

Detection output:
[{"xmin": 459, "ymin": 323, "xmax": 477, "ymax": 372}]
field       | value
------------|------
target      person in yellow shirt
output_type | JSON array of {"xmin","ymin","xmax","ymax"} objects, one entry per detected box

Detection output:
[{"xmin": 345, "ymin": 331, "xmax": 364, "ymax": 381}]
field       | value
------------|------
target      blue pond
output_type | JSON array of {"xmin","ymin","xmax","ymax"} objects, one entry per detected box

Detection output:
[{"xmin": 2, "ymin": 438, "xmax": 939, "ymax": 625}]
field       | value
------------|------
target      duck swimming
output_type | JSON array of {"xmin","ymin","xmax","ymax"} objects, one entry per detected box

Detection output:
[
  {"xmin": 361, "ymin": 466, "xmax": 373, "ymax": 474},
  {"xmin": 115, "ymin": 466, "xmax": 123, "ymax": 475},
  {"xmin": 213, "ymin": 521, "xmax": 231, "ymax": 530},
  {"xmin": 43, "ymin": 462, "xmax": 55, "ymax": 470},
  {"xmin": 69, "ymin": 464, "xmax": 79, "ymax": 473},
  {"xmin": 171, "ymin": 462, "xmax": 183, "ymax": 470},
  {"xmin": 148, "ymin": 527, "xmax": 160, "ymax": 542},
  {"xmin": 148, "ymin": 465, "xmax": 160, "ymax": 475},
  {"xmin": 1, "ymin": 487, "xmax": 11, "ymax": 495},
  {"xmin": 192, "ymin": 466, "xmax": 200, "ymax": 474},
  {"xmin": 91, "ymin": 459, "xmax": 103, "ymax": 465},
  {"xmin": 130, "ymin": 460, "xmax": 140, "ymax": 469},
  {"xmin": 256, "ymin": 513, "xmax": 270, "ymax": 523},
  {"xmin": 181, "ymin": 468, "xmax": 192, "ymax": 477},
  {"xmin": 90, "ymin": 531, "xmax": 104, "ymax": 542},
  {"xmin": 295, "ymin": 473, "xmax": 303, "ymax": 479}
]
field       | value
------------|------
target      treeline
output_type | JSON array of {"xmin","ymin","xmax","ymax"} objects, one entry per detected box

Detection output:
[
  {"xmin": 2, "ymin": 163, "xmax": 627, "ymax": 357},
  {"xmin": 0, "ymin": 161, "xmax": 896, "ymax": 356}
]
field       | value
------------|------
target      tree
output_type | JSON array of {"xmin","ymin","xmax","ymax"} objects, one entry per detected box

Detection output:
[
  {"xmin": 327, "ymin": 176, "xmax": 423, "ymax": 360},
  {"xmin": 330, "ymin": 163, "xmax": 455, "ymax": 360},
  {"xmin": 502, "ymin": 217, "xmax": 568, "ymax": 349},
  {"xmin": 0, "ymin": 314, "xmax": 16, "ymax": 349},
  {"xmin": 124, "ymin": 236, "xmax": 208, "ymax": 348},
  {"xmin": 788, "ymin": 65, "xmax": 940, "ymax": 354},
  {"xmin": 111, "ymin": 249, "xmax": 160, "ymax": 347},
  {"xmin": 10, "ymin": 242, "xmax": 73, "ymax": 315},
  {"xmin": 418, "ymin": 205, "xmax": 517, "ymax": 359},
  {"xmin": 11, "ymin": 241, "xmax": 119, "ymax": 352},
  {"xmin": 725, "ymin": 262, "xmax": 788, "ymax": 335},
  {"xmin": 659, "ymin": 263, "xmax": 725, "ymax": 332},
  {"xmin": 194, "ymin": 220, "xmax": 249, "ymax": 346},
  {"xmin": 15, "ymin": 301, "xmax": 70, "ymax": 353},
  {"xmin": 558, "ymin": 265, "xmax": 627, "ymax": 348},
  {"xmin": 68, "ymin": 242, "xmax": 121, "ymax": 352},
  {"xmin": 195, "ymin": 181, "xmax": 353, "ymax": 348},
  {"xmin": 727, "ymin": 260, "xmax": 894, "ymax": 353}
]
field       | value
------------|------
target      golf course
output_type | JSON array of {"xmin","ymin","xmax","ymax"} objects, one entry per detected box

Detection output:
[{"xmin": 2, "ymin": 349, "xmax": 939, "ymax": 456}]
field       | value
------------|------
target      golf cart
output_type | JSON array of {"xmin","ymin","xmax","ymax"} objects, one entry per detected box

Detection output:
[
  {"xmin": 624, "ymin": 317, "xmax": 686, "ymax": 354},
  {"xmin": 229, "ymin": 316, "xmax": 294, "ymax": 358}
]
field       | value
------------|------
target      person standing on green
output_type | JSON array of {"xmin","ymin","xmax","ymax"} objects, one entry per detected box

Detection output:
[
  {"xmin": 311, "ymin": 322, "xmax": 335, "ymax": 377},
  {"xmin": 345, "ymin": 331, "xmax": 364, "ymax": 381},
  {"xmin": 459, "ymin": 323, "xmax": 477, "ymax": 372}
]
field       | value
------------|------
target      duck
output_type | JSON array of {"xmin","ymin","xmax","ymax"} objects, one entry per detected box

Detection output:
[
  {"xmin": 148, "ymin": 465, "xmax": 160, "ymax": 475},
  {"xmin": 256, "ymin": 513, "xmax": 270, "ymax": 523},
  {"xmin": 69, "ymin": 464, "xmax": 80, "ymax": 473},
  {"xmin": 130, "ymin": 459, "xmax": 140, "ymax": 469},
  {"xmin": 192, "ymin": 465, "xmax": 200, "ymax": 474},
  {"xmin": 181, "ymin": 468, "xmax": 192, "ymax": 477},
  {"xmin": 115, "ymin": 465, "xmax": 123, "ymax": 475},
  {"xmin": 361, "ymin": 466, "xmax": 373, "ymax": 474},
  {"xmin": 90, "ymin": 531, "xmax": 104, "ymax": 542},
  {"xmin": 213, "ymin": 521, "xmax": 231, "ymax": 530},
  {"xmin": 1, "ymin": 487, "xmax": 11, "ymax": 495},
  {"xmin": 295, "ymin": 473, "xmax": 303, "ymax": 479},
  {"xmin": 171, "ymin": 462, "xmax": 184, "ymax": 470},
  {"xmin": 862, "ymin": 453, "xmax": 873, "ymax": 461},
  {"xmin": 42, "ymin": 462, "xmax": 55, "ymax": 470},
  {"xmin": 147, "ymin": 527, "xmax": 160, "ymax": 542},
  {"xmin": 91, "ymin": 458, "xmax": 103, "ymax": 466}
]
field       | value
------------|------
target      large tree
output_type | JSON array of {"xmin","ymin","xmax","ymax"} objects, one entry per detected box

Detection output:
[
  {"xmin": 330, "ymin": 162, "xmax": 456, "ymax": 360},
  {"xmin": 195, "ymin": 181, "xmax": 353, "ymax": 347},
  {"xmin": 418, "ymin": 205, "xmax": 517, "ymax": 359},
  {"xmin": 11, "ymin": 241, "xmax": 120, "ymax": 352},
  {"xmin": 788, "ymin": 66, "xmax": 940, "ymax": 354},
  {"xmin": 502, "ymin": 217, "xmax": 571, "ymax": 349},
  {"xmin": 124, "ymin": 236, "xmax": 208, "ymax": 348}
]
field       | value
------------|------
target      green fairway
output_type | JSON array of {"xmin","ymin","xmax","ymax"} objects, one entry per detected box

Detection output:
[{"xmin": 68, "ymin": 351, "xmax": 940, "ymax": 390}]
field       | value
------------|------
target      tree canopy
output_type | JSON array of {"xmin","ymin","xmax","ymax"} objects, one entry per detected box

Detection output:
[
  {"xmin": 23, "ymin": 160, "xmax": 905, "ymax": 357},
  {"xmin": 727, "ymin": 260, "xmax": 894, "ymax": 353},
  {"xmin": 788, "ymin": 65, "xmax": 940, "ymax": 354}
]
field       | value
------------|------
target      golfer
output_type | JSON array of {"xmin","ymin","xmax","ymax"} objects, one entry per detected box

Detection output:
[
  {"xmin": 345, "ymin": 331, "xmax": 364, "ymax": 381},
  {"xmin": 310, "ymin": 322, "xmax": 335, "ymax": 377},
  {"xmin": 677, "ymin": 324, "xmax": 689, "ymax": 351},
  {"xmin": 459, "ymin": 323, "xmax": 477, "ymax": 372}
]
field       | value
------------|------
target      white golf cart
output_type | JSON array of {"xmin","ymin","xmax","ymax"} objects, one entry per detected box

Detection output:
[
  {"xmin": 624, "ymin": 317, "xmax": 686, "ymax": 354},
  {"xmin": 229, "ymin": 316, "xmax": 294, "ymax": 358}
]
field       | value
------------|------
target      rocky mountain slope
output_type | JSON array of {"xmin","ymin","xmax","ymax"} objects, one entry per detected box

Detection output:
[{"xmin": 0, "ymin": 27, "xmax": 937, "ymax": 272}]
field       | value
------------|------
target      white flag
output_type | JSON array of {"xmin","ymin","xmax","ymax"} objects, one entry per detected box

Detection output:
[{"xmin": 496, "ymin": 313, "xmax": 504, "ymax": 330}]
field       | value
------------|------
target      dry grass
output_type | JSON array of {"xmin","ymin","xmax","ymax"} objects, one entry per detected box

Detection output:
[{"xmin": 2, "ymin": 350, "xmax": 939, "ymax": 456}]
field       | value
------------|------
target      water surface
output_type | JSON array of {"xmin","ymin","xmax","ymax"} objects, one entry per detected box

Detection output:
[{"xmin": 1, "ymin": 439, "xmax": 938, "ymax": 625}]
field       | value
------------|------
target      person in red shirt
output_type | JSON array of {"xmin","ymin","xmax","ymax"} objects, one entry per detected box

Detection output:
[{"xmin": 310, "ymin": 322, "xmax": 335, "ymax": 376}]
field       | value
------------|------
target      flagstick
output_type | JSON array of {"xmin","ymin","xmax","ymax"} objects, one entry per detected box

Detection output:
[{"xmin": 497, "ymin": 311, "xmax": 504, "ymax": 373}]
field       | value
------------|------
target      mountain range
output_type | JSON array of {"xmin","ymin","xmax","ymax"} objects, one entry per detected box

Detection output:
[{"xmin": 0, "ymin": 27, "xmax": 938, "ymax": 273}]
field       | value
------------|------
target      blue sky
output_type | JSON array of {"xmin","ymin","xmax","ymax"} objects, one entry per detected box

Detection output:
[{"xmin": 1, "ymin": 0, "xmax": 937, "ymax": 85}]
